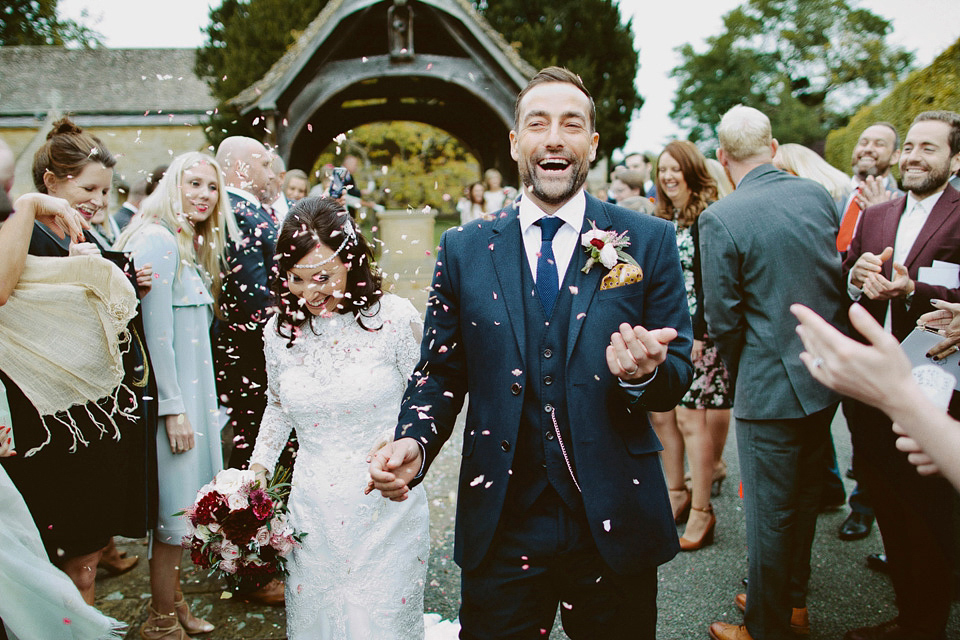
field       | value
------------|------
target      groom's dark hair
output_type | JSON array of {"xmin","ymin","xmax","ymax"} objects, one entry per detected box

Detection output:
[{"xmin": 514, "ymin": 67, "xmax": 595, "ymax": 133}]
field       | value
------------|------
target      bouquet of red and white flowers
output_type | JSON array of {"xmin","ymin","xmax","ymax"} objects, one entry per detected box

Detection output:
[{"xmin": 179, "ymin": 467, "xmax": 305, "ymax": 588}]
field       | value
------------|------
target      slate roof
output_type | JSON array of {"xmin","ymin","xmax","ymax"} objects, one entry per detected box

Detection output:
[
  {"xmin": 0, "ymin": 46, "xmax": 216, "ymax": 118},
  {"xmin": 232, "ymin": 0, "xmax": 535, "ymax": 108}
]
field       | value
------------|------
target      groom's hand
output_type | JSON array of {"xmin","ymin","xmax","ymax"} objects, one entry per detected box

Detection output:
[
  {"xmin": 366, "ymin": 437, "xmax": 423, "ymax": 502},
  {"xmin": 606, "ymin": 323, "xmax": 678, "ymax": 382}
]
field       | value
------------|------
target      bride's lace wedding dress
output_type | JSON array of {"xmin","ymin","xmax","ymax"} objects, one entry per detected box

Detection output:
[{"xmin": 250, "ymin": 294, "xmax": 431, "ymax": 639}]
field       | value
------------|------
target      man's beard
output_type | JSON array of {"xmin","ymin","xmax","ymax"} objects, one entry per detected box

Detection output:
[
  {"xmin": 901, "ymin": 159, "xmax": 952, "ymax": 198},
  {"xmin": 853, "ymin": 154, "xmax": 890, "ymax": 180},
  {"xmin": 518, "ymin": 155, "xmax": 589, "ymax": 206}
]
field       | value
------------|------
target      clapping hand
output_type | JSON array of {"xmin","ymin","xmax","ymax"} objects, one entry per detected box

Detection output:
[
  {"xmin": 606, "ymin": 322, "xmax": 677, "ymax": 382},
  {"xmin": 856, "ymin": 176, "xmax": 896, "ymax": 210}
]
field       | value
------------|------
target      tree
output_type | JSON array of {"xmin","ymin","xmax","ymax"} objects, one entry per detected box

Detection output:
[
  {"xmin": 477, "ymin": 0, "xmax": 642, "ymax": 160},
  {"xmin": 826, "ymin": 37, "xmax": 960, "ymax": 175},
  {"xmin": 1, "ymin": 0, "xmax": 103, "ymax": 47},
  {"xmin": 314, "ymin": 122, "xmax": 480, "ymax": 216},
  {"xmin": 671, "ymin": 0, "xmax": 913, "ymax": 150},
  {"xmin": 195, "ymin": 0, "xmax": 329, "ymax": 144}
]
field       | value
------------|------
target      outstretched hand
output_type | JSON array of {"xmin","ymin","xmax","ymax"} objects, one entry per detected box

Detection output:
[
  {"xmin": 606, "ymin": 323, "xmax": 677, "ymax": 382},
  {"xmin": 365, "ymin": 437, "xmax": 422, "ymax": 502}
]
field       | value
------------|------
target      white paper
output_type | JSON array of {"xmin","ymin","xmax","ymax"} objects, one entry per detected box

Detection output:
[{"xmin": 918, "ymin": 266, "xmax": 960, "ymax": 288}]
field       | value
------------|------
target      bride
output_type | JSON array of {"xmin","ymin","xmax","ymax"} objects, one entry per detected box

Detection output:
[{"xmin": 249, "ymin": 197, "xmax": 430, "ymax": 639}]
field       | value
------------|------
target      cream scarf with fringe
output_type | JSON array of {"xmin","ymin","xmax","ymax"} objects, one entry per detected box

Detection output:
[{"xmin": 0, "ymin": 254, "xmax": 138, "ymax": 456}]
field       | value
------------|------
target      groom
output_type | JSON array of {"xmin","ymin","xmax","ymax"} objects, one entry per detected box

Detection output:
[{"xmin": 369, "ymin": 67, "xmax": 692, "ymax": 638}]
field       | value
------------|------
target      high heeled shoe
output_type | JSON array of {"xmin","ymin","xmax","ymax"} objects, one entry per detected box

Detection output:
[
  {"xmin": 174, "ymin": 591, "xmax": 214, "ymax": 635},
  {"xmin": 679, "ymin": 504, "xmax": 716, "ymax": 551},
  {"xmin": 711, "ymin": 460, "xmax": 728, "ymax": 497},
  {"xmin": 669, "ymin": 487, "xmax": 692, "ymax": 524},
  {"xmin": 140, "ymin": 603, "xmax": 191, "ymax": 640}
]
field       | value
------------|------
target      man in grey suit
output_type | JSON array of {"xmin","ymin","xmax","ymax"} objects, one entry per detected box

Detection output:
[{"xmin": 699, "ymin": 105, "xmax": 846, "ymax": 640}]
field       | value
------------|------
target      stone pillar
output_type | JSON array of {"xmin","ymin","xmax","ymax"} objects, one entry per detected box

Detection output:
[{"xmin": 376, "ymin": 207, "xmax": 436, "ymax": 315}]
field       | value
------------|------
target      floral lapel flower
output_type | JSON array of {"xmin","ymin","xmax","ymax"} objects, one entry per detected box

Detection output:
[{"xmin": 580, "ymin": 219, "xmax": 640, "ymax": 274}]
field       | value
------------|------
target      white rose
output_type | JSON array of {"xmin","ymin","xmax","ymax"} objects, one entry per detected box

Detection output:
[
  {"xmin": 220, "ymin": 542, "xmax": 241, "ymax": 560},
  {"xmin": 227, "ymin": 492, "xmax": 249, "ymax": 511},
  {"xmin": 255, "ymin": 526, "xmax": 272, "ymax": 547},
  {"xmin": 214, "ymin": 468, "xmax": 256, "ymax": 495},
  {"xmin": 208, "ymin": 522, "xmax": 221, "ymax": 534},
  {"xmin": 599, "ymin": 244, "xmax": 618, "ymax": 269},
  {"xmin": 195, "ymin": 483, "xmax": 215, "ymax": 501},
  {"xmin": 219, "ymin": 558, "xmax": 237, "ymax": 574},
  {"xmin": 581, "ymin": 230, "xmax": 602, "ymax": 247},
  {"xmin": 194, "ymin": 525, "xmax": 210, "ymax": 542}
]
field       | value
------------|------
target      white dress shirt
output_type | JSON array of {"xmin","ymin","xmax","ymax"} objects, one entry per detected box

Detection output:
[{"xmin": 517, "ymin": 188, "xmax": 586, "ymax": 286}]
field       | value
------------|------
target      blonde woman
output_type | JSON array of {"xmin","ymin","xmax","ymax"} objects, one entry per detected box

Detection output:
[
  {"xmin": 773, "ymin": 143, "xmax": 852, "ymax": 222},
  {"xmin": 115, "ymin": 151, "xmax": 240, "ymax": 640}
]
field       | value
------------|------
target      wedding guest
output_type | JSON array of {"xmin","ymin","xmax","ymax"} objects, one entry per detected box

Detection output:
[
  {"xmin": 115, "ymin": 151, "xmax": 239, "ymax": 639},
  {"xmin": 3, "ymin": 118, "xmax": 158, "ymax": 605},
  {"xmin": 0, "ymin": 141, "xmax": 125, "ymax": 639},
  {"xmin": 482, "ymin": 168, "xmax": 508, "ymax": 213},
  {"xmin": 705, "ymin": 159, "xmax": 734, "ymax": 198},
  {"xmin": 250, "ymin": 197, "xmax": 431, "ymax": 638},
  {"xmin": 282, "ymin": 169, "xmax": 310, "ymax": 203},
  {"xmin": 113, "ymin": 177, "xmax": 147, "ymax": 232},
  {"xmin": 457, "ymin": 181, "xmax": 486, "ymax": 223},
  {"xmin": 650, "ymin": 140, "xmax": 731, "ymax": 550},
  {"xmin": 700, "ymin": 105, "xmax": 845, "ymax": 640}
]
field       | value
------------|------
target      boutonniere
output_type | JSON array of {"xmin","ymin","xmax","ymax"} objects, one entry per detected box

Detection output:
[{"xmin": 580, "ymin": 220, "xmax": 640, "ymax": 274}]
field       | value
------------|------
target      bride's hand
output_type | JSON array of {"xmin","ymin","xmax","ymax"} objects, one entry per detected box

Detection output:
[
  {"xmin": 250, "ymin": 463, "xmax": 269, "ymax": 489},
  {"xmin": 365, "ymin": 429, "xmax": 395, "ymax": 462},
  {"xmin": 164, "ymin": 413, "xmax": 195, "ymax": 455}
]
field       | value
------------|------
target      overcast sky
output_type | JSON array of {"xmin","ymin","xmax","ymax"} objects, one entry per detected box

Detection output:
[{"xmin": 58, "ymin": 0, "xmax": 960, "ymax": 156}]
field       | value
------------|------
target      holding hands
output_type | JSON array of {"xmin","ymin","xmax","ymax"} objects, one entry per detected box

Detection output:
[
  {"xmin": 606, "ymin": 322, "xmax": 677, "ymax": 382},
  {"xmin": 366, "ymin": 438, "xmax": 422, "ymax": 502}
]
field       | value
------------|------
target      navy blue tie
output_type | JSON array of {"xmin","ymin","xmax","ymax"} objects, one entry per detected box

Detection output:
[{"xmin": 535, "ymin": 216, "xmax": 564, "ymax": 317}]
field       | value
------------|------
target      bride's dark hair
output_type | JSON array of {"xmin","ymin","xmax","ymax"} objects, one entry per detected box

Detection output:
[{"xmin": 272, "ymin": 197, "xmax": 383, "ymax": 347}]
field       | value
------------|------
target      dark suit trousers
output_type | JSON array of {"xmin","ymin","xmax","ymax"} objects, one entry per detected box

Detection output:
[
  {"xmin": 737, "ymin": 405, "xmax": 836, "ymax": 640},
  {"xmin": 848, "ymin": 401, "xmax": 955, "ymax": 635},
  {"xmin": 459, "ymin": 489, "xmax": 657, "ymax": 640}
]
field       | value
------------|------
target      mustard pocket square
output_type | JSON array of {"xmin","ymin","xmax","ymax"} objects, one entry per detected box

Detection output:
[{"xmin": 600, "ymin": 263, "xmax": 643, "ymax": 290}]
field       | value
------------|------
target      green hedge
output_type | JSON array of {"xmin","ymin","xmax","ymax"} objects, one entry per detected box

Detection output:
[{"xmin": 825, "ymin": 37, "xmax": 960, "ymax": 175}]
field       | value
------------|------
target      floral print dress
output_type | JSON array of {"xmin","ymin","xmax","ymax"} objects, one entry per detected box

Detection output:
[{"xmin": 676, "ymin": 223, "xmax": 732, "ymax": 409}]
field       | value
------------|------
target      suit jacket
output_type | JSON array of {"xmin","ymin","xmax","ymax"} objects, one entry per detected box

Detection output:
[
  {"xmin": 699, "ymin": 164, "xmax": 845, "ymax": 421},
  {"xmin": 212, "ymin": 192, "xmax": 278, "ymax": 399},
  {"xmin": 842, "ymin": 184, "xmax": 960, "ymax": 341},
  {"xmin": 397, "ymin": 193, "xmax": 693, "ymax": 573},
  {"xmin": 113, "ymin": 203, "xmax": 137, "ymax": 232}
]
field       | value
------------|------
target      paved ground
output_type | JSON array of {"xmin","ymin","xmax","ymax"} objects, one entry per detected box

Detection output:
[{"xmin": 95, "ymin": 408, "xmax": 960, "ymax": 639}]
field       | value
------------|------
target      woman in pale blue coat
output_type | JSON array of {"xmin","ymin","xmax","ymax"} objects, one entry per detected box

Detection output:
[{"xmin": 115, "ymin": 151, "xmax": 240, "ymax": 640}]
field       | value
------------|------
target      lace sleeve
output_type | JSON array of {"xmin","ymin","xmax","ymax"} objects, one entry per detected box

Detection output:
[
  {"xmin": 249, "ymin": 316, "xmax": 294, "ymax": 477},
  {"xmin": 387, "ymin": 295, "xmax": 423, "ymax": 384}
]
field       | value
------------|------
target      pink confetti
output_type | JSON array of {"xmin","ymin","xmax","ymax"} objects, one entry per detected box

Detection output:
[
  {"xmin": 307, "ymin": 124, "xmax": 313, "ymax": 132},
  {"xmin": 63, "ymin": 618, "xmax": 71, "ymax": 625},
  {"xmin": 511, "ymin": 369, "xmax": 522, "ymax": 376},
  {"xmin": 568, "ymin": 286, "xmax": 579, "ymax": 295}
]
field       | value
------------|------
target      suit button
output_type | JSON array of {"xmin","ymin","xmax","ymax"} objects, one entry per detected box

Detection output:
[
  {"xmin": 544, "ymin": 404, "xmax": 553, "ymax": 413},
  {"xmin": 543, "ymin": 375, "xmax": 553, "ymax": 385},
  {"xmin": 543, "ymin": 348, "xmax": 553, "ymax": 358},
  {"xmin": 545, "ymin": 431, "xmax": 555, "ymax": 441},
  {"xmin": 500, "ymin": 440, "xmax": 510, "ymax": 452},
  {"xmin": 510, "ymin": 382, "xmax": 522, "ymax": 395}
]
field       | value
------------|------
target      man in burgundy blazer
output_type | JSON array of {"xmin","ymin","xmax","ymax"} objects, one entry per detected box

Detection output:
[{"xmin": 841, "ymin": 111, "xmax": 960, "ymax": 640}]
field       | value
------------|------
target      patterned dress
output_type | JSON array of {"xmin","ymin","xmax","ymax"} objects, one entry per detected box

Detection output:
[{"xmin": 676, "ymin": 223, "xmax": 732, "ymax": 409}]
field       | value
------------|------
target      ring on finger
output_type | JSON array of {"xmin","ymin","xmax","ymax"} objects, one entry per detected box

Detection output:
[{"xmin": 812, "ymin": 357, "xmax": 824, "ymax": 369}]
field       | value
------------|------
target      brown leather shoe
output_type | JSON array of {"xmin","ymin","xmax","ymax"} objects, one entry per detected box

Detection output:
[
  {"xmin": 709, "ymin": 622, "xmax": 754, "ymax": 640},
  {"xmin": 734, "ymin": 593, "xmax": 810, "ymax": 635},
  {"xmin": 843, "ymin": 619, "xmax": 944, "ymax": 640},
  {"xmin": 241, "ymin": 578, "xmax": 285, "ymax": 606}
]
